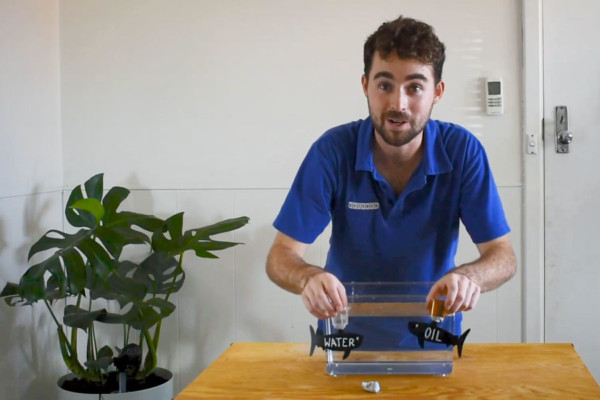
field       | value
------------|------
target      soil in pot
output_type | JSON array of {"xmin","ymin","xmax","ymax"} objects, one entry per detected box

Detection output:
[{"xmin": 59, "ymin": 369, "xmax": 171, "ymax": 394}]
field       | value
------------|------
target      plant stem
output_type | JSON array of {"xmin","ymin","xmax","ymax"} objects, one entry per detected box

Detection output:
[
  {"xmin": 151, "ymin": 252, "xmax": 184, "ymax": 351},
  {"xmin": 138, "ymin": 329, "xmax": 157, "ymax": 378},
  {"xmin": 87, "ymin": 323, "xmax": 95, "ymax": 362},
  {"xmin": 71, "ymin": 294, "xmax": 82, "ymax": 358},
  {"xmin": 141, "ymin": 249, "xmax": 184, "ymax": 379},
  {"xmin": 164, "ymin": 252, "xmax": 184, "ymax": 304},
  {"xmin": 46, "ymin": 299, "xmax": 94, "ymax": 380},
  {"xmin": 93, "ymin": 322, "xmax": 98, "ymax": 356},
  {"xmin": 43, "ymin": 299, "xmax": 61, "ymax": 329},
  {"xmin": 86, "ymin": 295, "xmax": 95, "ymax": 365}
]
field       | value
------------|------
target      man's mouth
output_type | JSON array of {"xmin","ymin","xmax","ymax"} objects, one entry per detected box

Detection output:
[
  {"xmin": 386, "ymin": 113, "xmax": 408, "ymax": 126},
  {"xmin": 387, "ymin": 118, "xmax": 406, "ymax": 126}
]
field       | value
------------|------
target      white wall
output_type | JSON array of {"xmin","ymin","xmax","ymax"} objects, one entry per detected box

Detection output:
[
  {"xmin": 0, "ymin": 0, "xmax": 63, "ymax": 196},
  {"xmin": 0, "ymin": 1, "xmax": 63, "ymax": 399},
  {"xmin": 59, "ymin": 0, "xmax": 521, "ymax": 190},
  {"xmin": 0, "ymin": 1, "xmax": 523, "ymax": 398}
]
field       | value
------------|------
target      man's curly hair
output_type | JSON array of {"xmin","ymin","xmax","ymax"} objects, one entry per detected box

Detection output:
[{"xmin": 363, "ymin": 16, "xmax": 446, "ymax": 84}]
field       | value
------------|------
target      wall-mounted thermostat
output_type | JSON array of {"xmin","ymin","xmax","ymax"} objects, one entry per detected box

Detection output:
[{"xmin": 485, "ymin": 78, "xmax": 503, "ymax": 115}]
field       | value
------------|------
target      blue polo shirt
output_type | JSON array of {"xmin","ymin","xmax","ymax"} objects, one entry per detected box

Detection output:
[{"xmin": 274, "ymin": 117, "xmax": 510, "ymax": 284}]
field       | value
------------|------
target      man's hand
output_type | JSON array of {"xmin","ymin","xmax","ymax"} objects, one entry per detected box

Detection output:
[
  {"xmin": 426, "ymin": 272, "xmax": 481, "ymax": 314},
  {"xmin": 301, "ymin": 271, "xmax": 347, "ymax": 320},
  {"xmin": 266, "ymin": 232, "xmax": 348, "ymax": 319},
  {"xmin": 426, "ymin": 235, "xmax": 516, "ymax": 314}
]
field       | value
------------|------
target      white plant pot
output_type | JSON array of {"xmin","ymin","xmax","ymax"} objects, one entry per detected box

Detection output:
[{"xmin": 57, "ymin": 368, "xmax": 173, "ymax": 400}]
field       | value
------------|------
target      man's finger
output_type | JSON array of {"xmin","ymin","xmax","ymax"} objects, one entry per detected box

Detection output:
[
  {"xmin": 449, "ymin": 281, "xmax": 468, "ymax": 313},
  {"xmin": 466, "ymin": 286, "xmax": 481, "ymax": 311},
  {"xmin": 460, "ymin": 287, "xmax": 473, "ymax": 313},
  {"xmin": 333, "ymin": 284, "xmax": 347, "ymax": 313},
  {"xmin": 444, "ymin": 280, "xmax": 458, "ymax": 310},
  {"xmin": 302, "ymin": 294, "xmax": 323, "ymax": 319}
]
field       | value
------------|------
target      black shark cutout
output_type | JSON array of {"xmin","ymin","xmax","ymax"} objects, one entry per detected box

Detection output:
[
  {"xmin": 408, "ymin": 320, "xmax": 470, "ymax": 357},
  {"xmin": 309, "ymin": 325, "xmax": 363, "ymax": 359}
]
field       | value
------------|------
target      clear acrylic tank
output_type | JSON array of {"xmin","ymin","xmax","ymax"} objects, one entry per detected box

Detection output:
[{"xmin": 324, "ymin": 282, "xmax": 458, "ymax": 376}]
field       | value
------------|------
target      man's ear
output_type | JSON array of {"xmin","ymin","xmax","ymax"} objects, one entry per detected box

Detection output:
[
  {"xmin": 433, "ymin": 81, "xmax": 445, "ymax": 104},
  {"xmin": 361, "ymin": 75, "xmax": 368, "ymax": 96}
]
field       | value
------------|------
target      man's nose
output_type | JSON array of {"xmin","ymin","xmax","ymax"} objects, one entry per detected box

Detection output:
[{"xmin": 391, "ymin": 88, "xmax": 408, "ymax": 111}]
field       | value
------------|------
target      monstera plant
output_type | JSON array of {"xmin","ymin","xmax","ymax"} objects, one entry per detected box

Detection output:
[{"xmin": 0, "ymin": 173, "xmax": 249, "ymax": 396}]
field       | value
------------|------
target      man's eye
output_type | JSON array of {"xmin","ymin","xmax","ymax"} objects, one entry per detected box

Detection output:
[
  {"xmin": 410, "ymin": 85, "xmax": 423, "ymax": 93},
  {"xmin": 378, "ymin": 82, "xmax": 392, "ymax": 92}
]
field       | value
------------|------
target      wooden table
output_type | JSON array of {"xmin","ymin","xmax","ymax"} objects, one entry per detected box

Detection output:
[{"xmin": 176, "ymin": 342, "xmax": 600, "ymax": 399}]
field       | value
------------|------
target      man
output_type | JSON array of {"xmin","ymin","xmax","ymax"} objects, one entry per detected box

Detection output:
[{"xmin": 266, "ymin": 15, "xmax": 516, "ymax": 326}]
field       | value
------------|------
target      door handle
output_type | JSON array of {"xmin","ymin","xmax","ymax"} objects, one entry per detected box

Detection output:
[{"xmin": 555, "ymin": 106, "xmax": 573, "ymax": 153}]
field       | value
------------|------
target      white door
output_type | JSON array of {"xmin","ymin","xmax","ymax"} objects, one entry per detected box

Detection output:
[{"xmin": 543, "ymin": 0, "xmax": 600, "ymax": 383}]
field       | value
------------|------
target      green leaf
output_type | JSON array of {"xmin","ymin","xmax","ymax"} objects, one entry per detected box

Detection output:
[
  {"xmin": 42, "ymin": 286, "xmax": 70, "ymax": 303},
  {"xmin": 46, "ymin": 274, "xmax": 65, "ymax": 299},
  {"xmin": 0, "ymin": 283, "xmax": 22, "ymax": 305},
  {"xmin": 107, "ymin": 274, "xmax": 148, "ymax": 303},
  {"xmin": 192, "ymin": 216, "xmax": 250, "ymax": 239},
  {"xmin": 102, "ymin": 186, "xmax": 130, "ymax": 220},
  {"xmin": 137, "ymin": 253, "xmax": 182, "ymax": 295},
  {"xmin": 94, "ymin": 226, "xmax": 149, "ymax": 259},
  {"xmin": 77, "ymin": 237, "xmax": 115, "ymax": 280},
  {"xmin": 62, "ymin": 249, "xmax": 87, "ymax": 293},
  {"xmin": 85, "ymin": 345, "xmax": 114, "ymax": 371},
  {"xmin": 188, "ymin": 236, "xmax": 241, "ymax": 259},
  {"xmin": 165, "ymin": 212, "xmax": 184, "ymax": 242},
  {"xmin": 84, "ymin": 173, "xmax": 104, "ymax": 201},
  {"xmin": 88, "ymin": 261, "xmax": 143, "ymax": 306},
  {"xmin": 85, "ymin": 357, "xmax": 113, "ymax": 371},
  {"xmin": 28, "ymin": 229, "xmax": 88, "ymax": 261},
  {"xmin": 125, "ymin": 303, "xmax": 163, "ymax": 330},
  {"xmin": 151, "ymin": 216, "xmax": 249, "ymax": 259},
  {"xmin": 0, "ymin": 282, "xmax": 19, "ymax": 298},
  {"xmin": 96, "ymin": 310, "xmax": 129, "ymax": 325},
  {"xmin": 19, "ymin": 260, "xmax": 55, "ymax": 304},
  {"xmin": 63, "ymin": 305, "xmax": 107, "ymax": 331},
  {"xmin": 104, "ymin": 211, "xmax": 163, "ymax": 233},
  {"xmin": 65, "ymin": 186, "xmax": 96, "ymax": 228},
  {"xmin": 97, "ymin": 345, "xmax": 114, "ymax": 359},
  {"xmin": 97, "ymin": 211, "xmax": 163, "ymax": 259},
  {"xmin": 63, "ymin": 174, "xmax": 104, "ymax": 229},
  {"xmin": 151, "ymin": 231, "xmax": 176, "ymax": 254},
  {"xmin": 70, "ymin": 198, "xmax": 105, "ymax": 226},
  {"xmin": 145, "ymin": 297, "xmax": 176, "ymax": 319},
  {"xmin": 116, "ymin": 260, "xmax": 139, "ymax": 276},
  {"xmin": 89, "ymin": 262, "xmax": 148, "ymax": 307}
]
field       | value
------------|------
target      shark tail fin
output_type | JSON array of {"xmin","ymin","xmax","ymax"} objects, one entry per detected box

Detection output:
[
  {"xmin": 342, "ymin": 350, "xmax": 351, "ymax": 360},
  {"xmin": 456, "ymin": 328, "xmax": 471, "ymax": 358},
  {"xmin": 309, "ymin": 325, "xmax": 318, "ymax": 356}
]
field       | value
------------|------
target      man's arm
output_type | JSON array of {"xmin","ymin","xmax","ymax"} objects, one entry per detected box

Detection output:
[
  {"xmin": 426, "ymin": 234, "xmax": 517, "ymax": 314},
  {"xmin": 266, "ymin": 232, "xmax": 347, "ymax": 319}
]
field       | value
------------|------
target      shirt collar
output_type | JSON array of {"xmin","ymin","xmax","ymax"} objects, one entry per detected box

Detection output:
[{"xmin": 355, "ymin": 117, "xmax": 452, "ymax": 175}]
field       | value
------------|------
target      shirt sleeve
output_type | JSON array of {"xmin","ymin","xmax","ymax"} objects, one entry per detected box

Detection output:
[
  {"xmin": 273, "ymin": 139, "xmax": 337, "ymax": 244},
  {"xmin": 459, "ymin": 138, "xmax": 510, "ymax": 244}
]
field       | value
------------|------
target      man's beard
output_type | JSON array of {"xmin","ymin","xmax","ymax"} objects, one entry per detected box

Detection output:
[{"xmin": 368, "ymin": 102, "xmax": 432, "ymax": 147}]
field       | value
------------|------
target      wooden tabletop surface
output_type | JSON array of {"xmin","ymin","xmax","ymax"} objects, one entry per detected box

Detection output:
[{"xmin": 176, "ymin": 342, "xmax": 600, "ymax": 399}]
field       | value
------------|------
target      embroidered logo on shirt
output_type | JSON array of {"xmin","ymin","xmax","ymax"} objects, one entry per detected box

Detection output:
[{"xmin": 348, "ymin": 201, "xmax": 380, "ymax": 210}]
